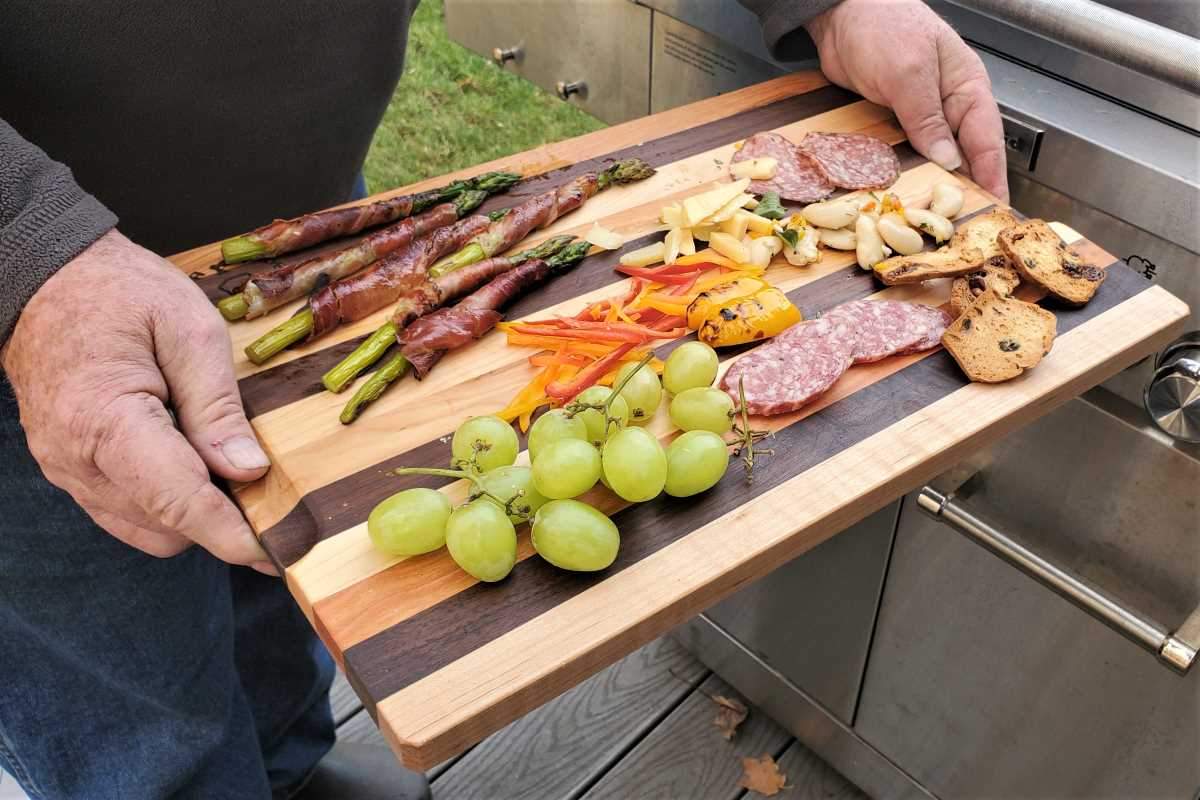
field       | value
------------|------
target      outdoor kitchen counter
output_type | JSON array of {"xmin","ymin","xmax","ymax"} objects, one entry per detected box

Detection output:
[{"xmin": 170, "ymin": 73, "xmax": 1190, "ymax": 769}]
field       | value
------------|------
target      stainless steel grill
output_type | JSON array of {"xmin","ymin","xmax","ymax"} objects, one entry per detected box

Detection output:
[{"xmin": 446, "ymin": 2, "xmax": 1200, "ymax": 795}]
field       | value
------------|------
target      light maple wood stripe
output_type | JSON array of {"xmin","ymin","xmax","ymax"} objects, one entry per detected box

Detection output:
[
  {"xmin": 239, "ymin": 162, "xmax": 984, "ymax": 532},
  {"xmin": 371, "ymin": 284, "xmax": 1189, "ymax": 770},
  {"xmin": 222, "ymin": 99, "xmax": 897, "ymax": 382},
  {"xmin": 169, "ymin": 73, "xmax": 830, "ymax": 278}
]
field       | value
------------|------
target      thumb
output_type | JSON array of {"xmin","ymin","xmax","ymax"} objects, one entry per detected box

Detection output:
[{"xmin": 157, "ymin": 306, "xmax": 271, "ymax": 482}]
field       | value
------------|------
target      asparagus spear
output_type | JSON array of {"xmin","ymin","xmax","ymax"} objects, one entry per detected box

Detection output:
[
  {"xmin": 220, "ymin": 171, "xmax": 520, "ymax": 263},
  {"xmin": 339, "ymin": 241, "xmax": 592, "ymax": 424},
  {"xmin": 218, "ymin": 189, "xmax": 492, "ymax": 322},
  {"xmin": 322, "ymin": 234, "xmax": 576, "ymax": 393},
  {"xmin": 427, "ymin": 159, "xmax": 655, "ymax": 278}
]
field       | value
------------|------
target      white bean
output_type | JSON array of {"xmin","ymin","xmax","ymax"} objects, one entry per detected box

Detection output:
[
  {"xmin": 801, "ymin": 198, "xmax": 859, "ymax": 229},
  {"xmin": 904, "ymin": 208, "xmax": 955, "ymax": 242},
  {"xmin": 758, "ymin": 235, "xmax": 784, "ymax": 256},
  {"xmin": 877, "ymin": 212, "xmax": 925, "ymax": 256},
  {"xmin": 819, "ymin": 227, "xmax": 857, "ymax": 250},
  {"xmin": 855, "ymin": 214, "xmax": 884, "ymax": 270},
  {"xmin": 930, "ymin": 182, "xmax": 965, "ymax": 219}
]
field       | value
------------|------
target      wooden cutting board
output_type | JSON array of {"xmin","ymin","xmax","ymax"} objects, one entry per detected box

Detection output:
[{"xmin": 172, "ymin": 72, "xmax": 1189, "ymax": 769}]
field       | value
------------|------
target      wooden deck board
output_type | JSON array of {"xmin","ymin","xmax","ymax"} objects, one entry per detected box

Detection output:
[
  {"xmin": 430, "ymin": 637, "xmax": 707, "ymax": 800},
  {"xmin": 579, "ymin": 674, "xmax": 792, "ymax": 800}
]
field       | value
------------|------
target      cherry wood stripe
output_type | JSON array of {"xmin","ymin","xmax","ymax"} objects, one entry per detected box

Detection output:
[
  {"xmin": 340, "ymin": 260, "xmax": 1148, "ymax": 708},
  {"xmin": 195, "ymin": 86, "xmax": 856, "ymax": 303}
]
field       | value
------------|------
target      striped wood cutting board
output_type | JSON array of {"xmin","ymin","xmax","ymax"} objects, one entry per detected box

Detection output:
[{"xmin": 173, "ymin": 73, "xmax": 1190, "ymax": 769}]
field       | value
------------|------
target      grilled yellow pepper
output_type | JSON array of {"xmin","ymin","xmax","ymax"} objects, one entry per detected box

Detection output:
[
  {"xmin": 697, "ymin": 287, "xmax": 802, "ymax": 347},
  {"xmin": 685, "ymin": 276, "xmax": 767, "ymax": 329}
]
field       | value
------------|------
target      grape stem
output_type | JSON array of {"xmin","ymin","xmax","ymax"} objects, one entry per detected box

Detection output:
[
  {"xmin": 564, "ymin": 351, "xmax": 654, "ymax": 439},
  {"xmin": 729, "ymin": 376, "xmax": 773, "ymax": 483},
  {"xmin": 387, "ymin": 466, "xmax": 533, "ymax": 521}
]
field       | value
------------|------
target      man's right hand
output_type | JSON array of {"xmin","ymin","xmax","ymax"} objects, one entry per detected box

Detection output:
[{"xmin": 2, "ymin": 230, "xmax": 276, "ymax": 573}]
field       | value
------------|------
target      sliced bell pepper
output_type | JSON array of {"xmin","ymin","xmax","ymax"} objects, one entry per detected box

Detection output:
[
  {"xmin": 616, "ymin": 266, "xmax": 701, "ymax": 284},
  {"xmin": 685, "ymin": 276, "xmax": 768, "ymax": 329},
  {"xmin": 696, "ymin": 287, "xmax": 802, "ymax": 347},
  {"xmin": 546, "ymin": 343, "xmax": 638, "ymax": 400}
]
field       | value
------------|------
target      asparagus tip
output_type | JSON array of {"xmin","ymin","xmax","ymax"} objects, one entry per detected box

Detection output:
[
  {"xmin": 220, "ymin": 236, "xmax": 268, "ymax": 264},
  {"xmin": 599, "ymin": 158, "xmax": 656, "ymax": 189}
]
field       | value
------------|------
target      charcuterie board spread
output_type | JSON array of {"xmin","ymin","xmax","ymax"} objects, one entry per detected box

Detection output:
[{"xmin": 171, "ymin": 73, "xmax": 1189, "ymax": 769}]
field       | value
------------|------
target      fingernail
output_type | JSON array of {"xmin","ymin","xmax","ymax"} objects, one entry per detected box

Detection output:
[
  {"xmin": 221, "ymin": 435, "xmax": 271, "ymax": 471},
  {"xmin": 929, "ymin": 139, "xmax": 962, "ymax": 171}
]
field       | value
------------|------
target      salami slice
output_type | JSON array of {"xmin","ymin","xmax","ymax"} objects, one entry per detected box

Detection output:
[
  {"xmin": 798, "ymin": 132, "xmax": 901, "ymax": 190},
  {"xmin": 722, "ymin": 316, "xmax": 855, "ymax": 416},
  {"xmin": 731, "ymin": 132, "xmax": 835, "ymax": 203},
  {"xmin": 824, "ymin": 299, "xmax": 951, "ymax": 364}
]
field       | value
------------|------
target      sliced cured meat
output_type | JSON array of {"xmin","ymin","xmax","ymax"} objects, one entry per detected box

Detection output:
[
  {"xmin": 721, "ymin": 316, "xmax": 855, "ymax": 415},
  {"xmin": 824, "ymin": 299, "xmax": 951, "ymax": 364},
  {"xmin": 798, "ymin": 132, "xmax": 900, "ymax": 190},
  {"xmin": 731, "ymin": 132, "xmax": 835, "ymax": 203}
]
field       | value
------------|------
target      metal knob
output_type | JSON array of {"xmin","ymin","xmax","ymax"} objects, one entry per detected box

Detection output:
[
  {"xmin": 555, "ymin": 80, "xmax": 587, "ymax": 100},
  {"xmin": 1144, "ymin": 332, "xmax": 1200, "ymax": 443},
  {"xmin": 491, "ymin": 46, "xmax": 520, "ymax": 66}
]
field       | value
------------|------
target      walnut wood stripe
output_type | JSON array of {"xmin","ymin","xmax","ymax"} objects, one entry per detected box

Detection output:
[{"xmin": 342, "ymin": 260, "xmax": 1150, "ymax": 707}]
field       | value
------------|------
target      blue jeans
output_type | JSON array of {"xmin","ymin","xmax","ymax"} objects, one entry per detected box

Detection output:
[{"xmin": 0, "ymin": 379, "xmax": 335, "ymax": 799}]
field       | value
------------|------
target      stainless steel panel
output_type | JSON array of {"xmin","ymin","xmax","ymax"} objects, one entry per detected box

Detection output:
[
  {"xmin": 930, "ymin": 1, "xmax": 1200, "ymax": 127},
  {"xmin": 444, "ymin": 0, "xmax": 651, "ymax": 124},
  {"xmin": 856, "ymin": 398, "xmax": 1200, "ymax": 799},
  {"xmin": 673, "ymin": 616, "xmax": 934, "ymax": 800},
  {"xmin": 700, "ymin": 503, "xmax": 899, "ymax": 723},
  {"xmin": 638, "ymin": 0, "xmax": 813, "ymax": 69},
  {"xmin": 649, "ymin": 12, "xmax": 785, "ymax": 115}
]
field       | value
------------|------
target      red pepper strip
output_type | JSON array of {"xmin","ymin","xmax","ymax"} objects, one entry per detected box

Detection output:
[
  {"xmin": 670, "ymin": 274, "xmax": 700, "ymax": 296},
  {"xmin": 506, "ymin": 325, "xmax": 650, "ymax": 343},
  {"xmin": 650, "ymin": 314, "xmax": 688, "ymax": 332},
  {"xmin": 546, "ymin": 342, "xmax": 638, "ymax": 400},
  {"xmin": 548, "ymin": 317, "xmax": 692, "ymax": 339},
  {"xmin": 616, "ymin": 266, "xmax": 701, "ymax": 284}
]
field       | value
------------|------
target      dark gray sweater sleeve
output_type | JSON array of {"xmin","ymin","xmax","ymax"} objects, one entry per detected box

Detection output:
[
  {"xmin": 737, "ymin": 0, "xmax": 843, "ymax": 61},
  {"xmin": 0, "ymin": 119, "xmax": 118, "ymax": 345}
]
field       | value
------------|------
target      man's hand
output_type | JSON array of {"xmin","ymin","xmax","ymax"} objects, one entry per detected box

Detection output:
[
  {"xmin": 2, "ymin": 230, "xmax": 276, "ymax": 573},
  {"xmin": 806, "ymin": 0, "xmax": 1008, "ymax": 201}
]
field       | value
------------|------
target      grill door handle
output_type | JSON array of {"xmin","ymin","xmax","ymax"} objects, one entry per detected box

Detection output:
[{"xmin": 917, "ymin": 487, "xmax": 1199, "ymax": 675}]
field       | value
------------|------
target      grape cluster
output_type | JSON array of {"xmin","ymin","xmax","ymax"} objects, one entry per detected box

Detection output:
[{"xmin": 368, "ymin": 342, "xmax": 736, "ymax": 582}]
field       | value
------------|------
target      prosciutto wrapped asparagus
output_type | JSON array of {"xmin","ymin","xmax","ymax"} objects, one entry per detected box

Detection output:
[
  {"xmin": 219, "ymin": 189, "xmax": 489, "ymax": 321},
  {"xmin": 245, "ymin": 159, "xmax": 654, "ymax": 365},
  {"xmin": 219, "ymin": 170, "xmax": 520, "ymax": 263},
  {"xmin": 340, "ymin": 241, "xmax": 592, "ymax": 423}
]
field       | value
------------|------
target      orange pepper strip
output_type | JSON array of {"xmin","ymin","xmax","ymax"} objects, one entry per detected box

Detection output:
[{"xmin": 676, "ymin": 250, "xmax": 735, "ymax": 268}]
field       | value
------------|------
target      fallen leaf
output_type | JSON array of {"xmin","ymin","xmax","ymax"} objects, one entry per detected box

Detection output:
[
  {"xmin": 740, "ymin": 755, "xmax": 788, "ymax": 797},
  {"xmin": 712, "ymin": 694, "xmax": 748, "ymax": 740}
]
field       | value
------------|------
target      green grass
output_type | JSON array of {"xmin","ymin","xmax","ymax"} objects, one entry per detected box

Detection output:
[{"xmin": 363, "ymin": 0, "xmax": 606, "ymax": 193}]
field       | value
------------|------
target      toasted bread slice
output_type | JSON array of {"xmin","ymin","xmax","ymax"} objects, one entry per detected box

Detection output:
[
  {"xmin": 949, "ymin": 258, "xmax": 1022, "ymax": 316},
  {"xmin": 941, "ymin": 289, "xmax": 1057, "ymax": 383},
  {"xmin": 874, "ymin": 246, "xmax": 984, "ymax": 285},
  {"xmin": 949, "ymin": 208, "xmax": 1019, "ymax": 260},
  {"xmin": 998, "ymin": 219, "xmax": 1105, "ymax": 305}
]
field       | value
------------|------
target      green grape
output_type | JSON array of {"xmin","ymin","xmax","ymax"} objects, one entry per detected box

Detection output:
[
  {"xmin": 669, "ymin": 387, "xmax": 734, "ymax": 434},
  {"xmin": 445, "ymin": 500, "xmax": 517, "ymax": 582},
  {"xmin": 472, "ymin": 465, "xmax": 548, "ymax": 523},
  {"xmin": 531, "ymin": 438, "xmax": 602, "ymax": 499},
  {"xmin": 601, "ymin": 426, "xmax": 667, "ymax": 502},
  {"xmin": 367, "ymin": 488, "xmax": 452, "ymax": 556},
  {"xmin": 527, "ymin": 409, "xmax": 587, "ymax": 462},
  {"xmin": 614, "ymin": 362, "xmax": 662, "ymax": 425},
  {"xmin": 574, "ymin": 386, "xmax": 629, "ymax": 446},
  {"xmin": 451, "ymin": 415, "xmax": 519, "ymax": 473},
  {"xmin": 663, "ymin": 341, "xmax": 719, "ymax": 394},
  {"xmin": 532, "ymin": 499, "xmax": 620, "ymax": 572},
  {"xmin": 665, "ymin": 430, "xmax": 729, "ymax": 497}
]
